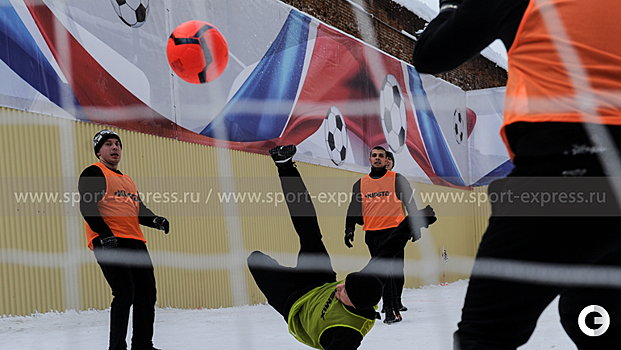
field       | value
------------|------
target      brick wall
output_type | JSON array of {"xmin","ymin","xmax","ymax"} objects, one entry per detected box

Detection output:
[{"xmin": 280, "ymin": 0, "xmax": 507, "ymax": 90}]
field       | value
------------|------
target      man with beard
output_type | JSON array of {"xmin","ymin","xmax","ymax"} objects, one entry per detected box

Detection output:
[{"xmin": 344, "ymin": 146, "xmax": 436, "ymax": 323}]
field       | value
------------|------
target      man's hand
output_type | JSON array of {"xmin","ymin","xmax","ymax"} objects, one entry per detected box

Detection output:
[
  {"xmin": 100, "ymin": 236, "xmax": 118, "ymax": 249},
  {"xmin": 418, "ymin": 205, "xmax": 437, "ymax": 228},
  {"xmin": 407, "ymin": 205, "xmax": 436, "ymax": 242},
  {"xmin": 344, "ymin": 228, "xmax": 355, "ymax": 248},
  {"xmin": 409, "ymin": 227, "xmax": 422, "ymax": 242},
  {"xmin": 154, "ymin": 216, "xmax": 170, "ymax": 234}
]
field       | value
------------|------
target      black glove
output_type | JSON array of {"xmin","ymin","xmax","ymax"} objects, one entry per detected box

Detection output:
[
  {"xmin": 344, "ymin": 228, "xmax": 355, "ymax": 248},
  {"xmin": 100, "ymin": 236, "xmax": 118, "ymax": 249},
  {"xmin": 409, "ymin": 227, "xmax": 422, "ymax": 242},
  {"xmin": 439, "ymin": 0, "xmax": 462, "ymax": 12},
  {"xmin": 154, "ymin": 216, "xmax": 170, "ymax": 234},
  {"xmin": 418, "ymin": 205, "xmax": 437, "ymax": 229}
]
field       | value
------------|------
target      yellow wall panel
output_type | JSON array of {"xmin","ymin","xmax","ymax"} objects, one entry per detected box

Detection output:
[
  {"xmin": 156, "ymin": 268, "xmax": 232, "ymax": 309},
  {"xmin": 0, "ymin": 265, "xmax": 64, "ymax": 316},
  {"xmin": 79, "ymin": 262, "xmax": 110, "ymax": 311}
]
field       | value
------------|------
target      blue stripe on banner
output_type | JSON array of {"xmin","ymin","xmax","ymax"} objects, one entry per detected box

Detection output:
[
  {"xmin": 201, "ymin": 9, "xmax": 310, "ymax": 141},
  {"xmin": 407, "ymin": 66, "xmax": 465, "ymax": 186},
  {"xmin": 0, "ymin": 2, "xmax": 80, "ymax": 111},
  {"xmin": 472, "ymin": 160, "xmax": 514, "ymax": 187}
]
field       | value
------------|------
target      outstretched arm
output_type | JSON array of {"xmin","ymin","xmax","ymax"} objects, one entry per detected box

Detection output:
[{"xmin": 412, "ymin": 0, "xmax": 527, "ymax": 74}]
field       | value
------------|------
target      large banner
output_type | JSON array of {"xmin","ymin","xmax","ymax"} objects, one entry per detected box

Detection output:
[{"xmin": 0, "ymin": 0, "xmax": 511, "ymax": 186}]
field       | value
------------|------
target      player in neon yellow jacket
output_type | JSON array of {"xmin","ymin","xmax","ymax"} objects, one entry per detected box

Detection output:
[{"xmin": 248, "ymin": 145, "xmax": 436, "ymax": 350}]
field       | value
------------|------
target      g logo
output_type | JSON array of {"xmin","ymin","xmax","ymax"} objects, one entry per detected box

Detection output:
[{"xmin": 578, "ymin": 305, "xmax": 610, "ymax": 336}]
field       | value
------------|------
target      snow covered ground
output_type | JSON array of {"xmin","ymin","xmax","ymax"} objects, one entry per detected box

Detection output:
[{"xmin": 1, "ymin": 280, "xmax": 575, "ymax": 350}]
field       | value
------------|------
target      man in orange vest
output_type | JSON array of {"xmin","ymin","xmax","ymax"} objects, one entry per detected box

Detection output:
[
  {"xmin": 413, "ymin": 0, "xmax": 621, "ymax": 348},
  {"xmin": 344, "ymin": 146, "xmax": 436, "ymax": 324},
  {"xmin": 78, "ymin": 130, "xmax": 169, "ymax": 350}
]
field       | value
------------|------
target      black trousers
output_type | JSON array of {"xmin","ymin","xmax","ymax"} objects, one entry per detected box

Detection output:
[
  {"xmin": 455, "ymin": 139, "xmax": 621, "ymax": 349},
  {"xmin": 93, "ymin": 238, "xmax": 157, "ymax": 350},
  {"xmin": 247, "ymin": 165, "xmax": 336, "ymax": 320},
  {"xmin": 365, "ymin": 229, "xmax": 405, "ymax": 310}
]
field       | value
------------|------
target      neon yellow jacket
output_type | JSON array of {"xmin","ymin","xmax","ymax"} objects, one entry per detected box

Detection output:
[{"xmin": 288, "ymin": 280, "xmax": 376, "ymax": 349}]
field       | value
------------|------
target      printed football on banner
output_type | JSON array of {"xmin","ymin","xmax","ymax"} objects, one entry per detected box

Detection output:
[
  {"xmin": 110, "ymin": 0, "xmax": 150, "ymax": 28},
  {"xmin": 380, "ymin": 74, "xmax": 407, "ymax": 154},
  {"xmin": 324, "ymin": 106, "xmax": 349, "ymax": 166},
  {"xmin": 453, "ymin": 108, "xmax": 465, "ymax": 145}
]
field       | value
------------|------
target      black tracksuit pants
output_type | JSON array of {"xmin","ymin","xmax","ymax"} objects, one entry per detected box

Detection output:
[
  {"xmin": 247, "ymin": 165, "xmax": 337, "ymax": 320},
  {"xmin": 93, "ymin": 238, "xmax": 157, "ymax": 350},
  {"xmin": 365, "ymin": 229, "xmax": 405, "ymax": 310},
  {"xmin": 455, "ymin": 124, "xmax": 621, "ymax": 350}
]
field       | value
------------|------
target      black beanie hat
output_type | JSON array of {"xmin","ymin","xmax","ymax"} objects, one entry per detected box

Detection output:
[
  {"xmin": 345, "ymin": 272, "xmax": 383, "ymax": 310},
  {"xmin": 93, "ymin": 129, "xmax": 122, "ymax": 157}
]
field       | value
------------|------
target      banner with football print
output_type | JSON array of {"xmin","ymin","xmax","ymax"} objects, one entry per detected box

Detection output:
[{"xmin": 0, "ymin": 0, "xmax": 511, "ymax": 187}]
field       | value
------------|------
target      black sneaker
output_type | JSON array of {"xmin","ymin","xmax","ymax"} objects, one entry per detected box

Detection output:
[
  {"xmin": 269, "ymin": 145, "xmax": 297, "ymax": 164},
  {"xmin": 394, "ymin": 307, "xmax": 403, "ymax": 322},
  {"xmin": 398, "ymin": 302, "xmax": 408, "ymax": 312},
  {"xmin": 383, "ymin": 309, "xmax": 402, "ymax": 324}
]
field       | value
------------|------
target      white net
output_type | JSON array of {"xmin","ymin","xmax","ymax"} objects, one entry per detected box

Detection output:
[{"xmin": 1, "ymin": 0, "xmax": 620, "ymax": 349}]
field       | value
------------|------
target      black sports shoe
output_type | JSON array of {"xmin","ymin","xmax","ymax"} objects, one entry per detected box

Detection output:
[
  {"xmin": 269, "ymin": 145, "xmax": 297, "ymax": 164},
  {"xmin": 394, "ymin": 307, "xmax": 403, "ymax": 322},
  {"xmin": 383, "ymin": 308, "xmax": 402, "ymax": 324},
  {"xmin": 399, "ymin": 304, "xmax": 408, "ymax": 312}
]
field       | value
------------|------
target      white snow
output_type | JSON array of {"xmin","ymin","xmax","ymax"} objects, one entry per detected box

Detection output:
[
  {"xmin": 0, "ymin": 280, "xmax": 574, "ymax": 349},
  {"xmin": 395, "ymin": 0, "xmax": 509, "ymax": 70}
]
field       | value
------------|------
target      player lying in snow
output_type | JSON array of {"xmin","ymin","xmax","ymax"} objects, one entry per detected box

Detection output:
[{"xmin": 247, "ymin": 145, "xmax": 437, "ymax": 350}]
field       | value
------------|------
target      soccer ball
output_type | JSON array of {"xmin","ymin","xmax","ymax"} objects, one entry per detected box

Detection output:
[
  {"xmin": 324, "ymin": 107, "xmax": 349, "ymax": 166},
  {"xmin": 453, "ymin": 108, "xmax": 465, "ymax": 144},
  {"xmin": 110, "ymin": 0, "xmax": 149, "ymax": 28},
  {"xmin": 167, "ymin": 20, "xmax": 229, "ymax": 84},
  {"xmin": 380, "ymin": 74, "xmax": 407, "ymax": 153}
]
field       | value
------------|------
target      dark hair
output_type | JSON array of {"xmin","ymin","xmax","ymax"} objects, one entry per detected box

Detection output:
[
  {"xmin": 385, "ymin": 151, "xmax": 395, "ymax": 169},
  {"xmin": 369, "ymin": 146, "xmax": 387, "ymax": 157}
]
